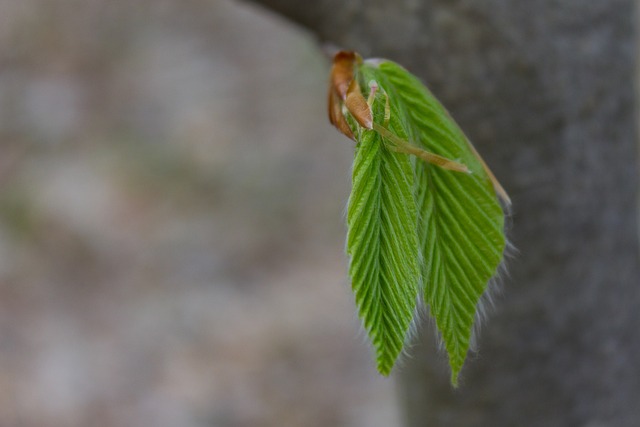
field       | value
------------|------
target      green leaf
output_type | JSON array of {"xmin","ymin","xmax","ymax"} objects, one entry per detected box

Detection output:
[
  {"xmin": 352, "ymin": 60, "xmax": 506, "ymax": 385},
  {"xmin": 347, "ymin": 121, "xmax": 421, "ymax": 375}
]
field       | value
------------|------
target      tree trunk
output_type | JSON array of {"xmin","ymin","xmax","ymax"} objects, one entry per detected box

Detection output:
[{"xmin": 245, "ymin": 0, "xmax": 640, "ymax": 425}]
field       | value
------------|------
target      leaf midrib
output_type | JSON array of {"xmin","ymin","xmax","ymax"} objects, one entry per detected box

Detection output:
[{"xmin": 425, "ymin": 165, "xmax": 469, "ymax": 363}]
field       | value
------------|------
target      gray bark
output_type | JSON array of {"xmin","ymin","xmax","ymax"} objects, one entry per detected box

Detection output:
[{"xmin": 245, "ymin": 0, "xmax": 640, "ymax": 425}]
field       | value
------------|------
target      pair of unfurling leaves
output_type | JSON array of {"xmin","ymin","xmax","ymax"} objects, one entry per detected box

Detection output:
[{"xmin": 328, "ymin": 51, "xmax": 509, "ymax": 386}]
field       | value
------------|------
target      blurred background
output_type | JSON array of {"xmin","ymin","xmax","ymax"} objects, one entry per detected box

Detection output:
[{"xmin": 0, "ymin": 0, "xmax": 401, "ymax": 426}]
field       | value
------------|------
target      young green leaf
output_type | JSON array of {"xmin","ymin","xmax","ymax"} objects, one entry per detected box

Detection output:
[
  {"xmin": 331, "ymin": 51, "xmax": 507, "ymax": 385},
  {"xmin": 347, "ymin": 121, "xmax": 421, "ymax": 376},
  {"xmin": 361, "ymin": 60, "xmax": 506, "ymax": 385}
]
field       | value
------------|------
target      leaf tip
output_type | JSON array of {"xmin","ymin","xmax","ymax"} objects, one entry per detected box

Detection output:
[
  {"xmin": 448, "ymin": 357, "xmax": 465, "ymax": 387},
  {"xmin": 376, "ymin": 359, "xmax": 393, "ymax": 377},
  {"xmin": 450, "ymin": 373, "xmax": 460, "ymax": 388}
]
